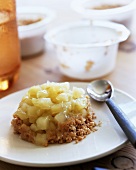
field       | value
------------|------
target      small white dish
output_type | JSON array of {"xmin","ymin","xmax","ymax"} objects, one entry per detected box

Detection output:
[
  {"xmin": 17, "ymin": 6, "xmax": 55, "ymax": 57},
  {"xmin": 71, "ymin": 0, "xmax": 136, "ymax": 29},
  {"xmin": 0, "ymin": 82, "xmax": 136, "ymax": 167},
  {"xmin": 45, "ymin": 20, "xmax": 130, "ymax": 80}
]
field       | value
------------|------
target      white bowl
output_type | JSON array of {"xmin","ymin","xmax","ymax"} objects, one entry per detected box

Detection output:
[
  {"xmin": 45, "ymin": 20, "xmax": 130, "ymax": 80},
  {"xmin": 17, "ymin": 6, "xmax": 55, "ymax": 57},
  {"xmin": 71, "ymin": 0, "xmax": 136, "ymax": 29}
]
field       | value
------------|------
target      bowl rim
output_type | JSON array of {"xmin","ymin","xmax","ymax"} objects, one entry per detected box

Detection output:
[
  {"xmin": 45, "ymin": 20, "xmax": 130, "ymax": 48},
  {"xmin": 17, "ymin": 6, "xmax": 56, "ymax": 32},
  {"xmin": 71, "ymin": 0, "xmax": 136, "ymax": 17}
]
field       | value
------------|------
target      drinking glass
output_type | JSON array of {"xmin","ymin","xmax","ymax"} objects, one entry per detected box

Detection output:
[{"xmin": 0, "ymin": 0, "xmax": 21, "ymax": 91}]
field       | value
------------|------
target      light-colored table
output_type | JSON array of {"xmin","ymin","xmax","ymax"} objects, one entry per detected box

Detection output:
[{"xmin": 0, "ymin": 0, "xmax": 136, "ymax": 169}]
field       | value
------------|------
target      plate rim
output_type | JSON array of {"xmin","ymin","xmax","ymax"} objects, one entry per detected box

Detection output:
[{"xmin": 0, "ymin": 82, "xmax": 135, "ymax": 167}]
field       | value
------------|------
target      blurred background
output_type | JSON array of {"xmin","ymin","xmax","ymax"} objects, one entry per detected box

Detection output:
[
  {"xmin": 16, "ymin": 0, "xmax": 80, "ymax": 28},
  {"xmin": 16, "ymin": 0, "xmax": 136, "ymax": 29}
]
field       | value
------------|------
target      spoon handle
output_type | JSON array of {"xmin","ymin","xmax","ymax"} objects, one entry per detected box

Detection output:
[{"xmin": 106, "ymin": 98, "xmax": 136, "ymax": 148}]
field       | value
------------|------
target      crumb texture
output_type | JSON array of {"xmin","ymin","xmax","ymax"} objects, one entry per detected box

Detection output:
[{"xmin": 11, "ymin": 82, "xmax": 98, "ymax": 146}]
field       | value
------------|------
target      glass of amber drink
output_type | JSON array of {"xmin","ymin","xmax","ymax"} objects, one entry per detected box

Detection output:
[{"xmin": 0, "ymin": 0, "xmax": 21, "ymax": 91}]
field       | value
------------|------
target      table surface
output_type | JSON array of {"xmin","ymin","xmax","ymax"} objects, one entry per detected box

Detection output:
[{"xmin": 0, "ymin": 0, "xmax": 136, "ymax": 169}]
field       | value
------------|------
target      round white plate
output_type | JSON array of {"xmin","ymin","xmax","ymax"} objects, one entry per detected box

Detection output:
[{"xmin": 0, "ymin": 82, "xmax": 136, "ymax": 167}]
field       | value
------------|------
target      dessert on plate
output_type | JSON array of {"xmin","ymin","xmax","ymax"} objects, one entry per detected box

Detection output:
[{"xmin": 11, "ymin": 82, "xmax": 98, "ymax": 146}]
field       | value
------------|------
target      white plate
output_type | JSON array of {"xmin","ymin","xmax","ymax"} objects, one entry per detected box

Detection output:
[{"xmin": 0, "ymin": 82, "xmax": 136, "ymax": 167}]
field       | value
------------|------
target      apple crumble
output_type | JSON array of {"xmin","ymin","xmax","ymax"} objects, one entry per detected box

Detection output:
[
  {"xmin": 18, "ymin": 18, "xmax": 42, "ymax": 26},
  {"xmin": 92, "ymin": 4, "xmax": 122, "ymax": 10},
  {"xmin": 11, "ymin": 82, "xmax": 98, "ymax": 146}
]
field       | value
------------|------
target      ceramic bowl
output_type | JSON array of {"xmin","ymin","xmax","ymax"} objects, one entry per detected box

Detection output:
[
  {"xmin": 45, "ymin": 20, "xmax": 130, "ymax": 80},
  {"xmin": 71, "ymin": 0, "xmax": 136, "ymax": 29},
  {"xmin": 17, "ymin": 6, "xmax": 55, "ymax": 57}
]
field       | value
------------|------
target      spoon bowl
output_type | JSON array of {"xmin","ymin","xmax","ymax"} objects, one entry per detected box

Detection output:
[
  {"xmin": 87, "ymin": 79, "xmax": 114, "ymax": 102},
  {"xmin": 87, "ymin": 79, "xmax": 136, "ymax": 148}
]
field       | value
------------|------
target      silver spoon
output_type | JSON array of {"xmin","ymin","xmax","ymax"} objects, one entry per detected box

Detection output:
[{"xmin": 87, "ymin": 79, "xmax": 136, "ymax": 148}]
